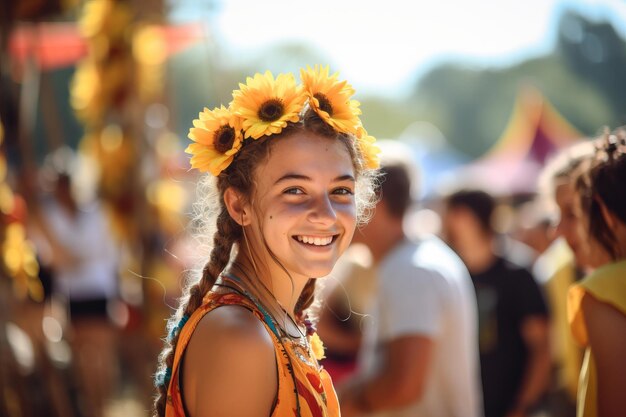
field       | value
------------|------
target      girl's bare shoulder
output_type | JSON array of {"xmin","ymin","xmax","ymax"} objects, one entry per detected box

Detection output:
[{"xmin": 182, "ymin": 305, "xmax": 278, "ymax": 416}]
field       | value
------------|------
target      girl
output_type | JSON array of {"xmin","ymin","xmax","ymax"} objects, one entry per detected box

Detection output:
[
  {"xmin": 153, "ymin": 66, "xmax": 379, "ymax": 417},
  {"xmin": 568, "ymin": 129, "xmax": 626, "ymax": 417}
]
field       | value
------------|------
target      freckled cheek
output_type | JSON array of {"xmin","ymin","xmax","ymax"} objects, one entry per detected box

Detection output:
[{"xmin": 265, "ymin": 207, "xmax": 305, "ymax": 237}]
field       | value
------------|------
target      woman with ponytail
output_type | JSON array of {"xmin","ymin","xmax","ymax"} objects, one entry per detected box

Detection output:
[{"xmin": 153, "ymin": 66, "xmax": 379, "ymax": 417}]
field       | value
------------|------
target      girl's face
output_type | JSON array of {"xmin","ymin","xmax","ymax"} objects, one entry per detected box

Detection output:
[
  {"xmin": 244, "ymin": 131, "xmax": 357, "ymax": 280},
  {"xmin": 555, "ymin": 182, "xmax": 592, "ymax": 268}
]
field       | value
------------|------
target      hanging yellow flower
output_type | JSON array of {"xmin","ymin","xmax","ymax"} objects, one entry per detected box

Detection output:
[
  {"xmin": 133, "ymin": 24, "xmax": 167, "ymax": 102},
  {"xmin": 186, "ymin": 106, "xmax": 244, "ymax": 176},
  {"xmin": 231, "ymin": 71, "xmax": 306, "ymax": 140},
  {"xmin": 309, "ymin": 332, "xmax": 326, "ymax": 361},
  {"xmin": 71, "ymin": 60, "xmax": 103, "ymax": 124},
  {"xmin": 300, "ymin": 65, "xmax": 362, "ymax": 135},
  {"xmin": 356, "ymin": 126, "xmax": 381, "ymax": 169},
  {"xmin": 0, "ymin": 155, "xmax": 6, "ymax": 183},
  {"xmin": 79, "ymin": 0, "xmax": 132, "ymax": 41},
  {"xmin": 2, "ymin": 223, "xmax": 43, "ymax": 302}
]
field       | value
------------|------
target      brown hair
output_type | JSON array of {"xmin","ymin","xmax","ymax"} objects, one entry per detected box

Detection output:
[
  {"xmin": 445, "ymin": 189, "xmax": 497, "ymax": 235},
  {"xmin": 152, "ymin": 109, "xmax": 377, "ymax": 417},
  {"xmin": 375, "ymin": 162, "xmax": 412, "ymax": 219},
  {"xmin": 576, "ymin": 128, "xmax": 626, "ymax": 260},
  {"xmin": 537, "ymin": 140, "xmax": 595, "ymax": 198}
]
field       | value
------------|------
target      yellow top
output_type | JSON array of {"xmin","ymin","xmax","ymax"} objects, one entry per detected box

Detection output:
[
  {"xmin": 165, "ymin": 291, "xmax": 340, "ymax": 417},
  {"xmin": 546, "ymin": 261, "xmax": 583, "ymax": 399},
  {"xmin": 541, "ymin": 239, "xmax": 583, "ymax": 400},
  {"xmin": 568, "ymin": 260, "xmax": 626, "ymax": 417}
]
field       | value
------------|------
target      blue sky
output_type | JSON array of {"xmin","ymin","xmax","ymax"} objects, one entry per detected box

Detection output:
[{"xmin": 170, "ymin": 0, "xmax": 626, "ymax": 97}]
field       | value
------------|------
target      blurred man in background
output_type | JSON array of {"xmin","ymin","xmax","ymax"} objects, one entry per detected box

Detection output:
[
  {"xmin": 339, "ymin": 147, "xmax": 482, "ymax": 417},
  {"xmin": 32, "ymin": 149, "xmax": 121, "ymax": 417},
  {"xmin": 442, "ymin": 190, "xmax": 551, "ymax": 417}
]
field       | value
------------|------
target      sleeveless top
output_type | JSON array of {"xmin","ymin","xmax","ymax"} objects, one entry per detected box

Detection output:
[
  {"xmin": 165, "ymin": 282, "xmax": 340, "ymax": 417},
  {"xmin": 568, "ymin": 260, "xmax": 626, "ymax": 417}
]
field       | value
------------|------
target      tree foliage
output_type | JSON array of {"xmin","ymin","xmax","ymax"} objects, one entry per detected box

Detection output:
[{"xmin": 408, "ymin": 10, "xmax": 626, "ymax": 158}]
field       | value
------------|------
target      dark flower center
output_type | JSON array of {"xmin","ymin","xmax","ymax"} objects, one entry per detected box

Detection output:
[
  {"xmin": 214, "ymin": 126, "xmax": 236, "ymax": 153},
  {"xmin": 258, "ymin": 99, "xmax": 285, "ymax": 122},
  {"xmin": 314, "ymin": 93, "xmax": 333, "ymax": 116}
]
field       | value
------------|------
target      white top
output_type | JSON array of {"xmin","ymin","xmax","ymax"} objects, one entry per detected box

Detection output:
[
  {"xmin": 45, "ymin": 201, "xmax": 119, "ymax": 301},
  {"xmin": 359, "ymin": 237, "xmax": 483, "ymax": 417}
]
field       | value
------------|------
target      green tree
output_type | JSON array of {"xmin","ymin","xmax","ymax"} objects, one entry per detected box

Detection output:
[{"xmin": 409, "ymin": 9, "xmax": 625, "ymax": 158}]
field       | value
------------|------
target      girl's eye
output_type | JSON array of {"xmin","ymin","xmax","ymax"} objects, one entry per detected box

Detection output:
[
  {"xmin": 284, "ymin": 187, "xmax": 304, "ymax": 195},
  {"xmin": 333, "ymin": 187, "xmax": 354, "ymax": 196}
]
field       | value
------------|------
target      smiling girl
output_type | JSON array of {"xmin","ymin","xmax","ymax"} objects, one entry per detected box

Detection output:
[{"xmin": 152, "ymin": 66, "xmax": 379, "ymax": 417}]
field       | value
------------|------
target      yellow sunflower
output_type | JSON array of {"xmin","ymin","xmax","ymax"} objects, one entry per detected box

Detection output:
[
  {"xmin": 231, "ymin": 71, "xmax": 306, "ymax": 139},
  {"xmin": 185, "ymin": 106, "xmax": 243, "ymax": 176},
  {"xmin": 356, "ymin": 126, "xmax": 381, "ymax": 169},
  {"xmin": 2, "ymin": 223, "xmax": 43, "ymax": 302},
  {"xmin": 79, "ymin": 0, "xmax": 132, "ymax": 41},
  {"xmin": 300, "ymin": 65, "xmax": 362, "ymax": 135},
  {"xmin": 309, "ymin": 332, "xmax": 326, "ymax": 361}
]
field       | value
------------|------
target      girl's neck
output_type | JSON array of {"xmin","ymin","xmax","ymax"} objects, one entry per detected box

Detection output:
[{"xmin": 229, "ymin": 255, "xmax": 307, "ymax": 319}]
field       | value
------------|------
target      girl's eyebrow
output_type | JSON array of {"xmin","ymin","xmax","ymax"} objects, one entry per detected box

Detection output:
[
  {"xmin": 274, "ymin": 173, "xmax": 355, "ymax": 185},
  {"xmin": 335, "ymin": 174, "xmax": 356, "ymax": 183}
]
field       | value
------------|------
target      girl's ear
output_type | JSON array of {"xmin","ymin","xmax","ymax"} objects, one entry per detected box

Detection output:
[{"xmin": 224, "ymin": 187, "xmax": 251, "ymax": 226}]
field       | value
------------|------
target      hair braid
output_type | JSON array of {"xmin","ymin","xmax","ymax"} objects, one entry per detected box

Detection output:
[
  {"xmin": 152, "ymin": 202, "xmax": 240, "ymax": 417},
  {"xmin": 295, "ymin": 278, "xmax": 317, "ymax": 318}
]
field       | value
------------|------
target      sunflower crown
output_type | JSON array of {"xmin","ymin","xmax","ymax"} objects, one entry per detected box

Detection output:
[{"xmin": 185, "ymin": 65, "xmax": 380, "ymax": 176}]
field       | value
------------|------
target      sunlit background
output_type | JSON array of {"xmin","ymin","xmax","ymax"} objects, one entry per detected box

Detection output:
[{"xmin": 1, "ymin": 0, "xmax": 625, "ymax": 416}]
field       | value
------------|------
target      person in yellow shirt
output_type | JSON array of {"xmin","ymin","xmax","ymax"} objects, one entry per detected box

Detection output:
[
  {"xmin": 536, "ymin": 140, "xmax": 595, "ymax": 413},
  {"xmin": 568, "ymin": 129, "xmax": 626, "ymax": 417}
]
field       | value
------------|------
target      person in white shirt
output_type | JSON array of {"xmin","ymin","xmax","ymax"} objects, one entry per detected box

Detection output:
[
  {"xmin": 339, "ymin": 148, "xmax": 483, "ymax": 417},
  {"xmin": 37, "ymin": 161, "xmax": 120, "ymax": 417}
]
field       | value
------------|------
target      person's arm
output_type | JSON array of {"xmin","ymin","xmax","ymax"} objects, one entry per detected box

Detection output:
[
  {"xmin": 182, "ymin": 305, "xmax": 277, "ymax": 417},
  {"xmin": 506, "ymin": 316, "xmax": 551, "ymax": 417},
  {"xmin": 582, "ymin": 293, "xmax": 626, "ymax": 417},
  {"xmin": 340, "ymin": 334, "xmax": 433, "ymax": 416}
]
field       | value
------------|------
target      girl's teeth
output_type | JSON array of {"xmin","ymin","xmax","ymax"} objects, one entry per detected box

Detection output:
[{"xmin": 297, "ymin": 236, "xmax": 333, "ymax": 246}]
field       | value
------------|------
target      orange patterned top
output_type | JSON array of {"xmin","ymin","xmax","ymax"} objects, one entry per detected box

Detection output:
[{"xmin": 165, "ymin": 289, "xmax": 340, "ymax": 417}]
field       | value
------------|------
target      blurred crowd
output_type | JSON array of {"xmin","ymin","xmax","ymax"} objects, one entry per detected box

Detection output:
[
  {"xmin": 0, "ymin": 143, "xmax": 181, "ymax": 417},
  {"xmin": 2, "ymin": 120, "xmax": 625, "ymax": 417},
  {"xmin": 317, "ymin": 135, "xmax": 626, "ymax": 417}
]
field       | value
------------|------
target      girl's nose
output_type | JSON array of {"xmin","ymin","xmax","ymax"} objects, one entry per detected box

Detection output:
[{"xmin": 308, "ymin": 194, "xmax": 337, "ymax": 225}]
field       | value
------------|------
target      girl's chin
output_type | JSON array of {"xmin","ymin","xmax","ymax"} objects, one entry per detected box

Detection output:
[{"xmin": 287, "ymin": 264, "xmax": 336, "ymax": 280}]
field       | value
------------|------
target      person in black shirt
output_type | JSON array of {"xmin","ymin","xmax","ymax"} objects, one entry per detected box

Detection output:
[{"xmin": 442, "ymin": 189, "xmax": 551, "ymax": 417}]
